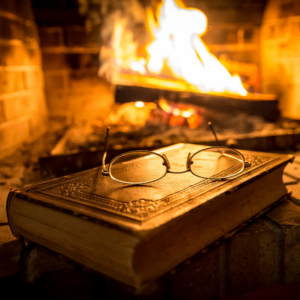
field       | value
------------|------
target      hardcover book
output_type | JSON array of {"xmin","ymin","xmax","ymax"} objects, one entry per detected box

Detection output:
[{"xmin": 6, "ymin": 144, "xmax": 293, "ymax": 291}]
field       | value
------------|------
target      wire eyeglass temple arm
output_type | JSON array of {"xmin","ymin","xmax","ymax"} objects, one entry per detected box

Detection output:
[
  {"xmin": 208, "ymin": 122, "xmax": 251, "ymax": 168},
  {"xmin": 208, "ymin": 122, "xmax": 221, "ymax": 146},
  {"xmin": 102, "ymin": 127, "xmax": 110, "ymax": 175}
]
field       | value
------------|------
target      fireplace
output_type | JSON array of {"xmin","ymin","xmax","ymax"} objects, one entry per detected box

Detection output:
[
  {"xmin": 3, "ymin": 0, "xmax": 286, "ymax": 176},
  {"xmin": 1, "ymin": 0, "xmax": 300, "ymax": 160},
  {"xmin": 3, "ymin": 2, "xmax": 300, "ymax": 299}
]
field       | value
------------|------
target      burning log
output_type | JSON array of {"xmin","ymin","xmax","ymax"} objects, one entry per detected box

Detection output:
[{"xmin": 114, "ymin": 73, "xmax": 280, "ymax": 122}]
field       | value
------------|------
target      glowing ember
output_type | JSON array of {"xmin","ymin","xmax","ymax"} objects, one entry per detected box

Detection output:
[
  {"xmin": 135, "ymin": 101, "xmax": 145, "ymax": 108},
  {"xmin": 173, "ymin": 108, "xmax": 181, "ymax": 116},
  {"xmin": 135, "ymin": 101, "xmax": 157, "ymax": 109},
  {"xmin": 111, "ymin": 0, "xmax": 248, "ymax": 96},
  {"xmin": 158, "ymin": 98, "xmax": 203, "ymax": 128}
]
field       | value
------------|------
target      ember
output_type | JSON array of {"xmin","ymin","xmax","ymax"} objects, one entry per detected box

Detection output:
[{"xmin": 158, "ymin": 98, "xmax": 203, "ymax": 128}]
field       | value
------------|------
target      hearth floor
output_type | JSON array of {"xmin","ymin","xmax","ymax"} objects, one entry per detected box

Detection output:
[{"xmin": 0, "ymin": 119, "xmax": 66, "ymax": 225}]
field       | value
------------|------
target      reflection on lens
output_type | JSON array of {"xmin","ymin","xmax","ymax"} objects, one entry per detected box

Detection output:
[
  {"xmin": 190, "ymin": 147, "xmax": 244, "ymax": 179},
  {"xmin": 109, "ymin": 151, "xmax": 167, "ymax": 184}
]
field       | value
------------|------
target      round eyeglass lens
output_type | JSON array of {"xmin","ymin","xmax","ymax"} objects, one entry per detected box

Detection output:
[
  {"xmin": 109, "ymin": 151, "xmax": 167, "ymax": 184},
  {"xmin": 190, "ymin": 147, "xmax": 245, "ymax": 179}
]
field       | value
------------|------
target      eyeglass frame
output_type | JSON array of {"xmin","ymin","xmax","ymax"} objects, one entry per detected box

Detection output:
[{"xmin": 101, "ymin": 123, "xmax": 251, "ymax": 185}]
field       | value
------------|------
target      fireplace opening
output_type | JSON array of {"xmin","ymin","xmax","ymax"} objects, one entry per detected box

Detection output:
[{"xmin": 1, "ymin": 0, "xmax": 300, "ymax": 174}]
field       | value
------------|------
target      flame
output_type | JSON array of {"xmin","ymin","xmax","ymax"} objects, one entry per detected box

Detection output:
[
  {"xmin": 112, "ymin": 0, "xmax": 248, "ymax": 96},
  {"xmin": 135, "ymin": 101, "xmax": 144, "ymax": 108}
]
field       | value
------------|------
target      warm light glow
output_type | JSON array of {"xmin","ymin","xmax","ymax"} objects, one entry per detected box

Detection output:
[
  {"xmin": 111, "ymin": 0, "xmax": 248, "ymax": 96},
  {"xmin": 173, "ymin": 108, "xmax": 181, "ymax": 116},
  {"xmin": 131, "ymin": 59, "xmax": 146, "ymax": 74},
  {"xmin": 159, "ymin": 98, "xmax": 173, "ymax": 113},
  {"xmin": 182, "ymin": 111, "xmax": 192, "ymax": 118},
  {"xmin": 135, "ymin": 101, "xmax": 145, "ymax": 108},
  {"xmin": 158, "ymin": 97, "xmax": 201, "ymax": 129},
  {"xmin": 135, "ymin": 101, "xmax": 157, "ymax": 109}
]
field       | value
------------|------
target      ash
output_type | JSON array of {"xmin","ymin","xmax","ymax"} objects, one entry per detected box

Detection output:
[{"xmin": 59, "ymin": 103, "xmax": 280, "ymax": 155}]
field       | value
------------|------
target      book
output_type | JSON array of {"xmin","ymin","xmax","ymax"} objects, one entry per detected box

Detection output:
[{"xmin": 6, "ymin": 143, "xmax": 293, "ymax": 291}]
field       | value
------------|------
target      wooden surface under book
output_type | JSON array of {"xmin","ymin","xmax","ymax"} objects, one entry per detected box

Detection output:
[{"xmin": 7, "ymin": 143, "xmax": 293, "ymax": 290}]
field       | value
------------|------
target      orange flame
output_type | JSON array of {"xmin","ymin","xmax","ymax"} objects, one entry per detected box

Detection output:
[
  {"xmin": 112, "ymin": 0, "xmax": 248, "ymax": 96},
  {"xmin": 158, "ymin": 98, "xmax": 202, "ymax": 128}
]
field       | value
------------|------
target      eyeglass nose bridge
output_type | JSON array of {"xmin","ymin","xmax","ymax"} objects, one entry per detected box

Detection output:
[
  {"xmin": 162, "ymin": 154, "xmax": 171, "ymax": 170},
  {"xmin": 161, "ymin": 153, "xmax": 194, "ymax": 174},
  {"xmin": 186, "ymin": 152, "xmax": 194, "ymax": 169}
]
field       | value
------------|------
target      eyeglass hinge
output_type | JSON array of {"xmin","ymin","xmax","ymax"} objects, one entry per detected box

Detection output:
[
  {"xmin": 245, "ymin": 161, "xmax": 251, "ymax": 168},
  {"xmin": 102, "ymin": 170, "xmax": 109, "ymax": 176}
]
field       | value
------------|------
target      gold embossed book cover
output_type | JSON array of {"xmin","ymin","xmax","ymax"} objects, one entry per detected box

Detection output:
[{"xmin": 6, "ymin": 143, "xmax": 293, "ymax": 291}]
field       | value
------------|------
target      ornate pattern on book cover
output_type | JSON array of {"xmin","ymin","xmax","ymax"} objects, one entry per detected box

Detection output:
[{"xmin": 33, "ymin": 145, "xmax": 276, "ymax": 221}]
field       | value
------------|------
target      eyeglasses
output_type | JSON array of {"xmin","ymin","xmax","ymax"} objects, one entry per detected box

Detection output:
[{"xmin": 101, "ymin": 122, "xmax": 251, "ymax": 184}]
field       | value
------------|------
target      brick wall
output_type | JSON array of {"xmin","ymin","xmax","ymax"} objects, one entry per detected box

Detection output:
[
  {"xmin": 38, "ymin": 25, "xmax": 114, "ymax": 125},
  {"xmin": 0, "ymin": 0, "xmax": 48, "ymax": 157},
  {"xmin": 261, "ymin": 0, "xmax": 300, "ymax": 119}
]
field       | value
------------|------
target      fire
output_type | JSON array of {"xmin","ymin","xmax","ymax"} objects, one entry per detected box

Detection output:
[
  {"xmin": 134, "ymin": 101, "xmax": 157, "ymax": 109},
  {"xmin": 111, "ymin": 0, "xmax": 247, "ymax": 96},
  {"xmin": 132, "ymin": 99, "xmax": 202, "ymax": 129},
  {"xmin": 158, "ymin": 98, "xmax": 202, "ymax": 128}
]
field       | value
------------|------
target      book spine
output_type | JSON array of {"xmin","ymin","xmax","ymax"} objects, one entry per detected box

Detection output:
[{"xmin": 6, "ymin": 190, "xmax": 19, "ymax": 238}]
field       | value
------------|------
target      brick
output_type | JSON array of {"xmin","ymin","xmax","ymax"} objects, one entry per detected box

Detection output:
[
  {"xmin": 44, "ymin": 72, "xmax": 66, "ymax": 90},
  {"xmin": 2, "ymin": 93, "xmax": 41, "ymax": 121},
  {"xmin": 0, "ymin": 44, "xmax": 40, "ymax": 66},
  {"xmin": 25, "ymin": 44, "xmax": 42, "ymax": 66},
  {"xmin": 28, "ymin": 110, "xmax": 48, "ymax": 138},
  {"xmin": 0, "ymin": 16, "xmax": 25, "ymax": 41},
  {"xmin": 170, "ymin": 246, "xmax": 221, "ymax": 300},
  {"xmin": 0, "ymin": 118, "xmax": 30, "ymax": 153},
  {"xmin": 267, "ymin": 200, "xmax": 300, "ymax": 285},
  {"xmin": 69, "ymin": 67, "xmax": 99, "ymax": 82},
  {"xmin": 228, "ymin": 220, "xmax": 275, "ymax": 294},
  {"xmin": 23, "ymin": 70, "xmax": 44, "ymax": 90},
  {"xmin": 0, "ymin": 17, "xmax": 37, "ymax": 43},
  {"xmin": 41, "ymin": 52, "xmax": 99, "ymax": 71},
  {"xmin": 39, "ymin": 27, "xmax": 64, "ymax": 48},
  {"xmin": 0, "ymin": 71, "xmax": 24, "ymax": 94},
  {"xmin": 46, "ymin": 90, "xmax": 70, "ymax": 117},
  {"xmin": 64, "ymin": 26, "xmax": 101, "ymax": 48},
  {"xmin": 24, "ymin": 23, "xmax": 39, "ymax": 42},
  {"xmin": 67, "ymin": 53, "xmax": 99, "ymax": 69},
  {"xmin": 70, "ymin": 77, "xmax": 113, "ymax": 95},
  {"xmin": 0, "ymin": 225, "xmax": 22, "ymax": 279},
  {"xmin": 70, "ymin": 94, "xmax": 114, "ymax": 125},
  {"xmin": 46, "ymin": 79, "xmax": 114, "ymax": 124},
  {"xmin": 41, "ymin": 53, "xmax": 68, "ymax": 70},
  {"xmin": 0, "ymin": 0, "xmax": 33, "ymax": 20}
]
